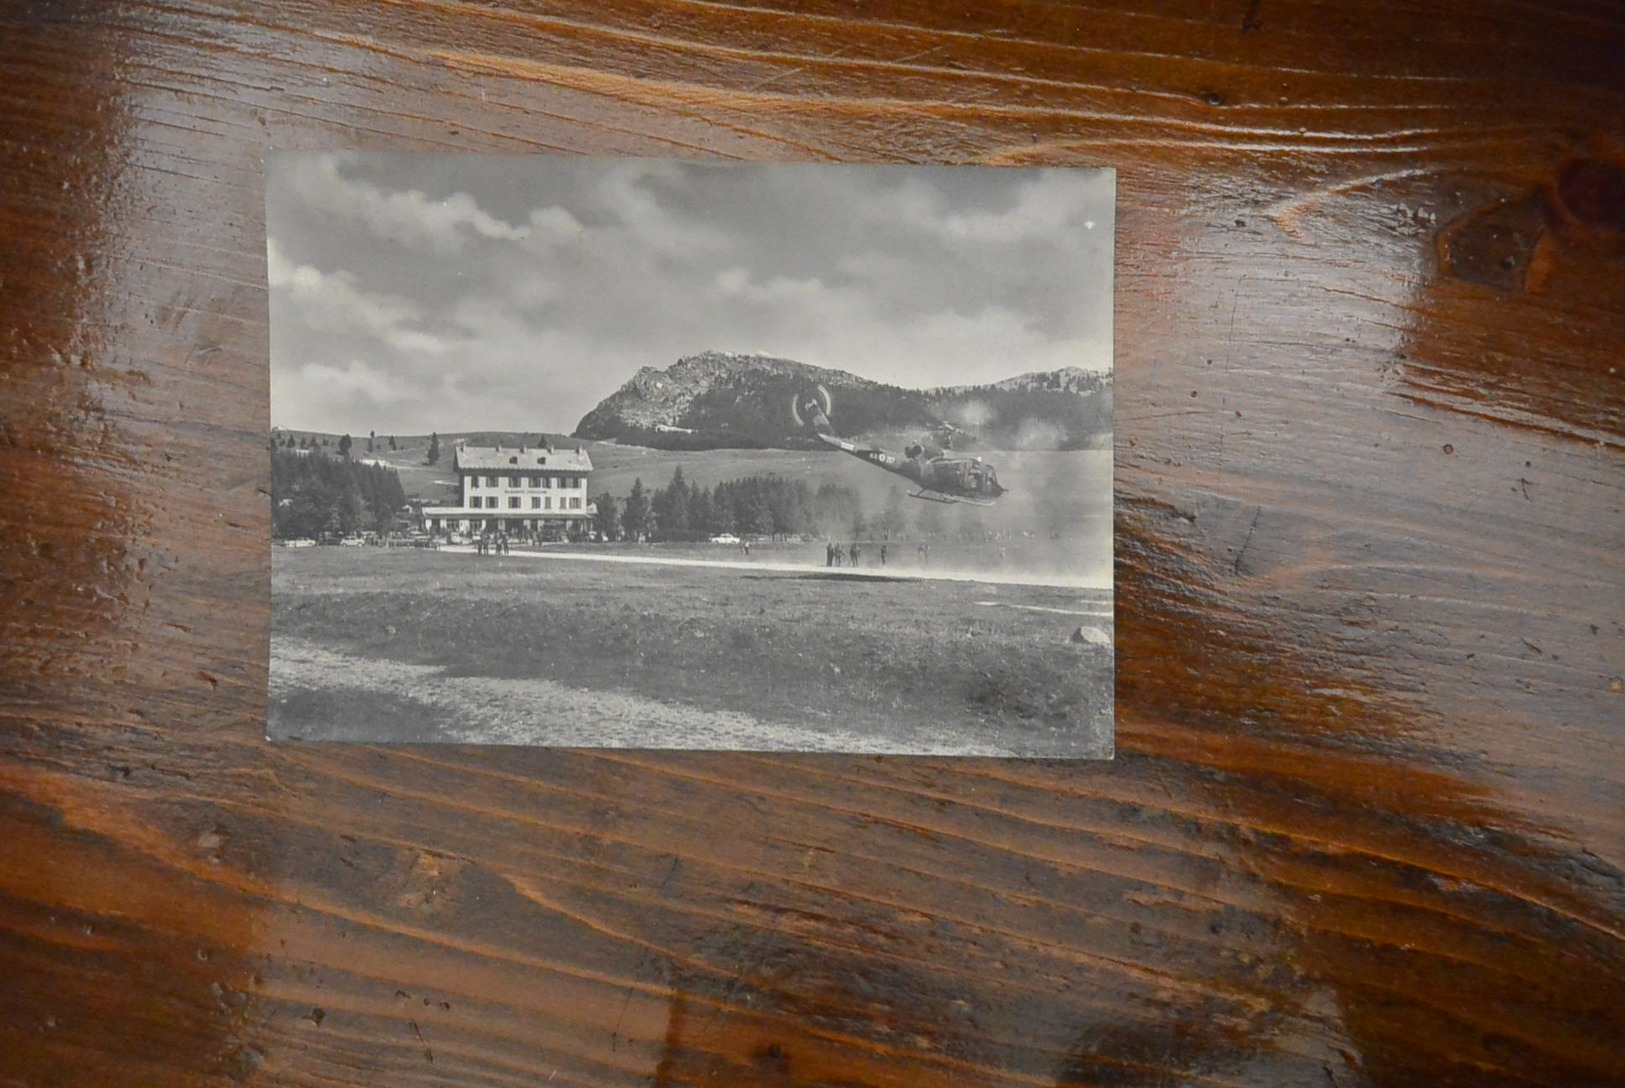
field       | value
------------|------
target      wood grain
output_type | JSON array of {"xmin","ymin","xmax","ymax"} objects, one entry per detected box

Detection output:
[{"xmin": 1, "ymin": 1, "xmax": 1622, "ymax": 1084}]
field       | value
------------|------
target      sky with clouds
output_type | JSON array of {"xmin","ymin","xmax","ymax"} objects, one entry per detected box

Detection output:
[{"xmin": 267, "ymin": 154, "xmax": 1114, "ymax": 435}]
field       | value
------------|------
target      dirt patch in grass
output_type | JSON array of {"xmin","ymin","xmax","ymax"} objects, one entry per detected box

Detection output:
[{"xmin": 270, "ymin": 687, "xmax": 456, "ymax": 743}]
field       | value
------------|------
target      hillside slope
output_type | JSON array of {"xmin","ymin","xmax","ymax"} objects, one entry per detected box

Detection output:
[{"xmin": 572, "ymin": 350, "xmax": 1111, "ymax": 451}]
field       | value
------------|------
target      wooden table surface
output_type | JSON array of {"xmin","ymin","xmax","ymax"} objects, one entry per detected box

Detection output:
[{"xmin": 2, "ymin": 2, "xmax": 1622, "ymax": 1085}]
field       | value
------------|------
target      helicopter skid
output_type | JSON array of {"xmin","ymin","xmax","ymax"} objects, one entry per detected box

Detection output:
[{"xmin": 908, "ymin": 488, "xmax": 997, "ymax": 507}]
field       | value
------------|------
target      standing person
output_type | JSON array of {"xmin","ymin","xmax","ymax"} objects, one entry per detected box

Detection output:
[
  {"xmin": 880, "ymin": 542, "xmax": 888, "ymax": 566},
  {"xmin": 826, "ymin": 542, "xmax": 835, "ymax": 567},
  {"xmin": 849, "ymin": 541, "xmax": 860, "ymax": 568}
]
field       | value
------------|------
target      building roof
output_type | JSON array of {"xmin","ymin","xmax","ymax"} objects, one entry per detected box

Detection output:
[{"xmin": 454, "ymin": 444, "xmax": 592, "ymax": 473}]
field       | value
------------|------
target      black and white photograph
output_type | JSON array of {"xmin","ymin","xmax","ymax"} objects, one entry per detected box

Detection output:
[{"xmin": 267, "ymin": 154, "xmax": 1114, "ymax": 756}]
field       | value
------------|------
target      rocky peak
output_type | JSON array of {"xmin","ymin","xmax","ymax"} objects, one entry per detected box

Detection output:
[{"xmin": 583, "ymin": 351, "xmax": 867, "ymax": 434}]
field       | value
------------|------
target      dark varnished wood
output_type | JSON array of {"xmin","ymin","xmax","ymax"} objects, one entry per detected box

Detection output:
[{"xmin": 1, "ymin": 2, "xmax": 1622, "ymax": 1084}]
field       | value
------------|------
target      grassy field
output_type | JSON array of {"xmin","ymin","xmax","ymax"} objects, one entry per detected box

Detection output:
[{"xmin": 270, "ymin": 546, "xmax": 1114, "ymax": 756}]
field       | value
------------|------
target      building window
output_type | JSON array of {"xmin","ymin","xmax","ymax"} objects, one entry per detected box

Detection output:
[
  {"xmin": 571, "ymin": 497, "xmax": 582, "ymax": 509},
  {"xmin": 509, "ymin": 476, "xmax": 521, "ymax": 487},
  {"xmin": 528, "ymin": 475, "xmax": 540, "ymax": 488},
  {"xmin": 470, "ymin": 477, "xmax": 479, "ymax": 489},
  {"xmin": 486, "ymin": 496, "xmax": 498, "ymax": 509},
  {"xmin": 531, "ymin": 497, "xmax": 541, "ymax": 508},
  {"xmin": 509, "ymin": 497, "xmax": 521, "ymax": 509},
  {"xmin": 485, "ymin": 476, "xmax": 497, "ymax": 487},
  {"xmin": 544, "ymin": 497, "xmax": 552, "ymax": 510},
  {"xmin": 542, "ymin": 476, "xmax": 552, "ymax": 489}
]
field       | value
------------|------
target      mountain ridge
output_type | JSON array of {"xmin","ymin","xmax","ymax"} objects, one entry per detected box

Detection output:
[{"xmin": 572, "ymin": 350, "xmax": 1111, "ymax": 451}]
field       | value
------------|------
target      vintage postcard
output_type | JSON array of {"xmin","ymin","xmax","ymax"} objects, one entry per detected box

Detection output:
[{"xmin": 267, "ymin": 154, "xmax": 1114, "ymax": 756}]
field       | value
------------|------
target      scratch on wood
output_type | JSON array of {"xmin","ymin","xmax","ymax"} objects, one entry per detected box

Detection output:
[
  {"xmin": 409, "ymin": 1019, "xmax": 433, "ymax": 1064},
  {"xmin": 1234, "ymin": 507, "xmax": 1262, "ymax": 575}
]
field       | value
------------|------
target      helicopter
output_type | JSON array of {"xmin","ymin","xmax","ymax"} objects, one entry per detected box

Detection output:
[{"xmin": 791, "ymin": 384, "xmax": 1007, "ymax": 505}]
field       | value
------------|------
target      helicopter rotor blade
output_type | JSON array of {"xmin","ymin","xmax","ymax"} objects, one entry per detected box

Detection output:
[{"xmin": 791, "ymin": 383, "xmax": 834, "ymax": 431}]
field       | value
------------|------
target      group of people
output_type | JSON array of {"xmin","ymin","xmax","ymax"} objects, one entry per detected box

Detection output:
[
  {"xmin": 825, "ymin": 541, "xmax": 895, "ymax": 568},
  {"xmin": 464, "ymin": 531, "xmax": 943, "ymax": 569}
]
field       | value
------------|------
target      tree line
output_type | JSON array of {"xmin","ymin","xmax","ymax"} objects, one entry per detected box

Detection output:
[
  {"xmin": 272, "ymin": 430, "xmax": 442, "ymax": 464},
  {"xmin": 592, "ymin": 467, "xmax": 974, "ymax": 543},
  {"xmin": 270, "ymin": 447, "xmax": 407, "ymax": 538}
]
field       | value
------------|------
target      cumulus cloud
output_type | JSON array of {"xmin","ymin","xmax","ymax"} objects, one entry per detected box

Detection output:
[
  {"xmin": 851, "ymin": 167, "xmax": 1109, "ymax": 246},
  {"xmin": 525, "ymin": 205, "xmax": 585, "ymax": 247},
  {"xmin": 940, "ymin": 170, "xmax": 1103, "ymax": 243},
  {"xmin": 273, "ymin": 152, "xmax": 527, "ymax": 253},
  {"xmin": 267, "ymin": 157, "xmax": 1114, "ymax": 434},
  {"xmin": 593, "ymin": 159, "xmax": 731, "ymax": 257},
  {"xmin": 267, "ymin": 239, "xmax": 457, "ymax": 356},
  {"xmin": 714, "ymin": 268, "xmax": 828, "ymax": 305},
  {"xmin": 299, "ymin": 359, "xmax": 416, "ymax": 406},
  {"xmin": 702, "ymin": 263, "xmax": 1105, "ymax": 386}
]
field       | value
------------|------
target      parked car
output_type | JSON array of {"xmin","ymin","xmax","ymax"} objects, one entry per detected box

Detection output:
[{"xmin": 709, "ymin": 533, "xmax": 741, "ymax": 545}]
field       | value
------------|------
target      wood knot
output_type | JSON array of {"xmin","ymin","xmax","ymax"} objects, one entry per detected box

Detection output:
[{"xmin": 1552, "ymin": 158, "xmax": 1625, "ymax": 234}]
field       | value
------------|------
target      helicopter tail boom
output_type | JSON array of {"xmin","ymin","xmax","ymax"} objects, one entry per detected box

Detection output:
[{"xmin": 794, "ymin": 381, "xmax": 1002, "ymax": 501}]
